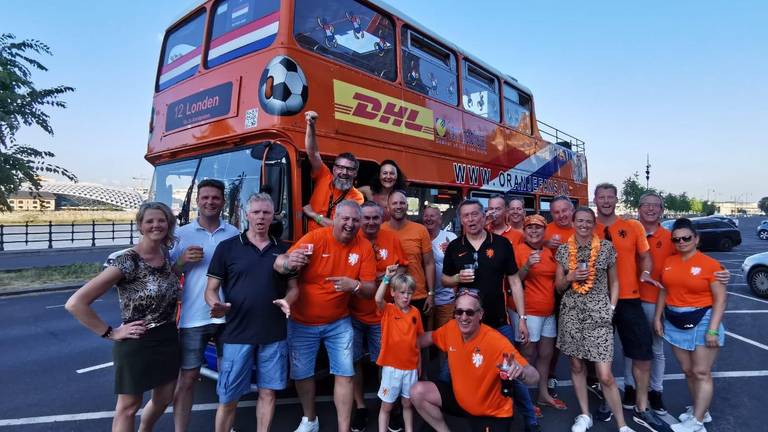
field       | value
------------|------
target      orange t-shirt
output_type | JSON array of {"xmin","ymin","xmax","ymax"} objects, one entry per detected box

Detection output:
[
  {"xmin": 288, "ymin": 227, "xmax": 377, "ymax": 325},
  {"xmin": 500, "ymin": 226, "xmax": 523, "ymax": 246},
  {"xmin": 432, "ymin": 321, "xmax": 528, "ymax": 417},
  {"xmin": 640, "ymin": 226, "xmax": 676, "ymax": 304},
  {"xmin": 661, "ymin": 252, "xmax": 723, "ymax": 308},
  {"xmin": 376, "ymin": 303, "xmax": 424, "ymax": 370},
  {"xmin": 349, "ymin": 230, "xmax": 408, "ymax": 325},
  {"xmin": 597, "ymin": 218, "xmax": 649, "ymax": 299},
  {"xmin": 381, "ymin": 221, "xmax": 432, "ymax": 300},
  {"xmin": 307, "ymin": 164, "xmax": 365, "ymax": 231},
  {"xmin": 514, "ymin": 243, "xmax": 557, "ymax": 316},
  {"xmin": 543, "ymin": 223, "xmax": 575, "ymax": 249}
]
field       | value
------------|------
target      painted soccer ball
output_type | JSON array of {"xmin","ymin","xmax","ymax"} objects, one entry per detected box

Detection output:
[{"xmin": 259, "ymin": 56, "xmax": 309, "ymax": 116}]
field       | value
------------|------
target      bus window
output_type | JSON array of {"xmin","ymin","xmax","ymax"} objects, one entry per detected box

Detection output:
[
  {"xmin": 406, "ymin": 185, "xmax": 461, "ymax": 232},
  {"xmin": 294, "ymin": 0, "xmax": 396, "ymax": 81},
  {"xmin": 401, "ymin": 28, "xmax": 457, "ymax": 105},
  {"xmin": 503, "ymin": 83, "xmax": 532, "ymax": 135},
  {"xmin": 462, "ymin": 61, "xmax": 500, "ymax": 122},
  {"xmin": 158, "ymin": 11, "xmax": 206, "ymax": 92},
  {"xmin": 206, "ymin": 0, "xmax": 280, "ymax": 68},
  {"xmin": 149, "ymin": 159, "xmax": 200, "ymax": 215}
]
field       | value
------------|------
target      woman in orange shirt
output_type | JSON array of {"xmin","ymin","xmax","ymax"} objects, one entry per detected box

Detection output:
[
  {"xmin": 358, "ymin": 159, "xmax": 407, "ymax": 219},
  {"xmin": 654, "ymin": 218, "xmax": 726, "ymax": 432}
]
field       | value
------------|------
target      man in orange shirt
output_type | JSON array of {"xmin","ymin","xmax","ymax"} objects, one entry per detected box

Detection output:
[
  {"xmin": 275, "ymin": 200, "xmax": 377, "ymax": 432},
  {"xmin": 593, "ymin": 183, "xmax": 670, "ymax": 432},
  {"xmin": 349, "ymin": 201, "xmax": 407, "ymax": 431},
  {"xmin": 410, "ymin": 290, "xmax": 539, "ymax": 432},
  {"xmin": 301, "ymin": 111, "xmax": 365, "ymax": 231},
  {"xmin": 382, "ymin": 190, "xmax": 435, "ymax": 322},
  {"xmin": 487, "ymin": 195, "xmax": 523, "ymax": 245},
  {"xmin": 507, "ymin": 197, "xmax": 526, "ymax": 231},
  {"xmin": 544, "ymin": 195, "xmax": 575, "ymax": 250}
]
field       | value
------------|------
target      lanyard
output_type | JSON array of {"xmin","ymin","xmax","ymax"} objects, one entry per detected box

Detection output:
[{"xmin": 326, "ymin": 186, "xmax": 350, "ymax": 218}]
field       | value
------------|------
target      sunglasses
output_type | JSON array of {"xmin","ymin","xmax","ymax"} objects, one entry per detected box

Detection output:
[
  {"xmin": 454, "ymin": 308, "xmax": 480, "ymax": 317},
  {"xmin": 671, "ymin": 235, "xmax": 693, "ymax": 244},
  {"xmin": 457, "ymin": 288, "xmax": 480, "ymax": 299}
]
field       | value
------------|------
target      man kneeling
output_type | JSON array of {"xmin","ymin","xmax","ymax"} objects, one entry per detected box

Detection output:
[{"xmin": 411, "ymin": 290, "xmax": 539, "ymax": 432}]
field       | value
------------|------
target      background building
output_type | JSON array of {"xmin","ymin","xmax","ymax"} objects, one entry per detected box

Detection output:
[{"xmin": 8, "ymin": 191, "xmax": 57, "ymax": 211}]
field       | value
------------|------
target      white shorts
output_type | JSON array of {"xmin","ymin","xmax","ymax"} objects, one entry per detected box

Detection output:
[
  {"xmin": 510, "ymin": 310, "xmax": 556, "ymax": 342},
  {"xmin": 377, "ymin": 366, "xmax": 418, "ymax": 403}
]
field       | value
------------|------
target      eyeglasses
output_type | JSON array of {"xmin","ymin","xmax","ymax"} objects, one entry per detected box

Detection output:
[
  {"xmin": 453, "ymin": 308, "xmax": 480, "ymax": 317},
  {"xmin": 333, "ymin": 164, "xmax": 357, "ymax": 173},
  {"xmin": 671, "ymin": 235, "xmax": 693, "ymax": 244},
  {"xmin": 472, "ymin": 252, "xmax": 479, "ymax": 269},
  {"xmin": 639, "ymin": 203, "xmax": 662, "ymax": 209}
]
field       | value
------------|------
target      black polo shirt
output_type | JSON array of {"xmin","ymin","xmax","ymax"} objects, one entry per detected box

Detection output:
[
  {"xmin": 207, "ymin": 232, "xmax": 290, "ymax": 345},
  {"xmin": 442, "ymin": 232, "xmax": 518, "ymax": 328}
]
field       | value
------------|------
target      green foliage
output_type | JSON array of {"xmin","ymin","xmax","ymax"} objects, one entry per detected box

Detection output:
[
  {"xmin": 0, "ymin": 33, "xmax": 76, "ymax": 212},
  {"xmin": 621, "ymin": 173, "xmax": 716, "ymax": 215},
  {"xmin": 759, "ymin": 197, "xmax": 768, "ymax": 216},
  {"xmin": 620, "ymin": 172, "xmax": 660, "ymax": 211}
]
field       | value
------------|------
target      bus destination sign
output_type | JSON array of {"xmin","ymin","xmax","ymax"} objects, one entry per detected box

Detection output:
[{"xmin": 165, "ymin": 82, "xmax": 234, "ymax": 132}]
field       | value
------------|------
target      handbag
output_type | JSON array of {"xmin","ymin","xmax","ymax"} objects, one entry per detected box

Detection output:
[{"xmin": 664, "ymin": 306, "xmax": 711, "ymax": 330}]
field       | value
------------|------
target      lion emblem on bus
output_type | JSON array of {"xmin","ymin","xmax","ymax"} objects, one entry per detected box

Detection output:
[{"xmin": 259, "ymin": 56, "xmax": 309, "ymax": 116}]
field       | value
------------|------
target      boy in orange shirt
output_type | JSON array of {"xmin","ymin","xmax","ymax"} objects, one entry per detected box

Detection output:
[{"xmin": 375, "ymin": 268, "xmax": 424, "ymax": 432}]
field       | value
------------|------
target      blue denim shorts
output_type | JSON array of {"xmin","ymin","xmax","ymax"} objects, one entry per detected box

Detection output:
[
  {"xmin": 179, "ymin": 324, "xmax": 222, "ymax": 370},
  {"xmin": 288, "ymin": 317, "xmax": 354, "ymax": 380},
  {"xmin": 216, "ymin": 341, "xmax": 288, "ymax": 403},
  {"xmin": 352, "ymin": 318, "xmax": 382, "ymax": 363},
  {"xmin": 663, "ymin": 307, "xmax": 725, "ymax": 351}
]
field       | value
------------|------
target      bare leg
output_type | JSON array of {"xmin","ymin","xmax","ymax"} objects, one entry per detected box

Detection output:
[
  {"xmin": 256, "ymin": 389, "xmax": 277, "ymax": 432},
  {"xmin": 139, "ymin": 380, "xmax": 177, "ymax": 431},
  {"xmin": 214, "ymin": 401, "xmax": 238, "ymax": 432},
  {"xmin": 570, "ymin": 357, "xmax": 589, "ymax": 415},
  {"xmin": 691, "ymin": 346, "xmax": 719, "ymax": 422},
  {"xmin": 295, "ymin": 377, "xmax": 317, "ymax": 420},
  {"xmin": 113, "ymin": 394, "xmax": 142, "ymax": 432},
  {"xmin": 536, "ymin": 338, "xmax": 557, "ymax": 404},
  {"xmin": 402, "ymin": 397, "xmax": 414, "ymax": 432},
  {"xmin": 173, "ymin": 368, "xmax": 200, "ymax": 432},
  {"xmin": 410, "ymin": 382, "xmax": 450, "ymax": 432},
  {"xmin": 632, "ymin": 359, "xmax": 652, "ymax": 411},
  {"xmin": 352, "ymin": 361, "xmax": 366, "ymax": 409},
  {"xmin": 378, "ymin": 401, "xmax": 393, "ymax": 432},
  {"xmin": 595, "ymin": 362, "xmax": 626, "ymax": 428},
  {"xmin": 672, "ymin": 346, "xmax": 696, "ymax": 404},
  {"xmin": 334, "ymin": 375, "xmax": 354, "ymax": 432}
]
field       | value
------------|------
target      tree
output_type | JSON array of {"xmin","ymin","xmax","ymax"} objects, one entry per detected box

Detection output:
[
  {"xmin": 0, "ymin": 33, "xmax": 76, "ymax": 212},
  {"xmin": 620, "ymin": 172, "xmax": 660, "ymax": 211},
  {"xmin": 759, "ymin": 196, "xmax": 768, "ymax": 216}
]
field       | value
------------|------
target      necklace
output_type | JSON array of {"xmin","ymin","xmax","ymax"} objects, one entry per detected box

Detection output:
[{"xmin": 567, "ymin": 235, "xmax": 601, "ymax": 294}]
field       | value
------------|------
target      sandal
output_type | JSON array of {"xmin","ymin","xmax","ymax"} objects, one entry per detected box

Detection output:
[
  {"xmin": 534, "ymin": 405, "xmax": 544, "ymax": 418},
  {"xmin": 537, "ymin": 398, "xmax": 568, "ymax": 410}
]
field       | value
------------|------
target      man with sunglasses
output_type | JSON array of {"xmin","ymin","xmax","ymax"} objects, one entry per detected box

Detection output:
[
  {"xmin": 410, "ymin": 290, "xmax": 539, "ymax": 432},
  {"xmin": 593, "ymin": 183, "xmax": 671, "ymax": 432},
  {"xmin": 301, "ymin": 111, "xmax": 365, "ymax": 231},
  {"xmin": 441, "ymin": 199, "xmax": 541, "ymax": 432}
]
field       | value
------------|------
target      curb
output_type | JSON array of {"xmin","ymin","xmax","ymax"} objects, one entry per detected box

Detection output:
[{"xmin": 0, "ymin": 281, "xmax": 86, "ymax": 297}]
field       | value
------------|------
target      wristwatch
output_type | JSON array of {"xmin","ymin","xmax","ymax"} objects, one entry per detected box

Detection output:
[{"xmin": 519, "ymin": 315, "xmax": 528, "ymax": 321}]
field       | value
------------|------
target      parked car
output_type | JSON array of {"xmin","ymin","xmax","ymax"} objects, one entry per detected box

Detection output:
[
  {"xmin": 710, "ymin": 214, "xmax": 739, "ymax": 228},
  {"xmin": 757, "ymin": 220, "xmax": 768, "ymax": 241},
  {"xmin": 742, "ymin": 252, "xmax": 768, "ymax": 298},
  {"xmin": 660, "ymin": 217, "xmax": 741, "ymax": 251}
]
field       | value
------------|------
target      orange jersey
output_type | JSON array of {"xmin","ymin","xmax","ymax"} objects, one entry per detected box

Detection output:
[
  {"xmin": 640, "ymin": 226, "xmax": 676, "ymax": 304},
  {"xmin": 289, "ymin": 227, "xmax": 376, "ymax": 325},
  {"xmin": 501, "ymin": 226, "xmax": 523, "ymax": 246},
  {"xmin": 306, "ymin": 164, "xmax": 365, "ymax": 231},
  {"xmin": 376, "ymin": 303, "xmax": 424, "ymax": 370},
  {"xmin": 381, "ymin": 220, "xmax": 432, "ymax": 300},
  {"xmin": 432, "ymin": 321, "xmax": 528, "ymax": 417},
  {"xmin": 349, "ymin": 230, "xmax": 408, "ymax": 325},
  {"xmin": 543, "ymin": 223, "xmax": 575, "ymax": 249},
  {"xmin": 662, "ymin": 252, "xmax": 723, "ymax": 308},
  {"xmin": 514, "ymin": 243, "xmax": 557, "ymax": 316},
  {"xmin": 597, "ymin": 218, "xmax": 649, "ymax": 299}
]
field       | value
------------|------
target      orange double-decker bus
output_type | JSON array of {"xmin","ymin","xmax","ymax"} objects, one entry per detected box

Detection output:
[{"xmin": 147, "ymin": 0, "xmax": 588, "ymax": 236}]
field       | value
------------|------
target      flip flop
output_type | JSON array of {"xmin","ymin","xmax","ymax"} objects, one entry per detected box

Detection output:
[{"xmin": 537, "ymin": 398, "xmax": 568, "ymax": 410}]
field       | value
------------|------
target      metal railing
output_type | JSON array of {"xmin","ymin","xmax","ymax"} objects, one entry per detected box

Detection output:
[
  {"xmin": 537, "ymin": 120, "xmax": 586, "ymax": 155},
  {"xmin": 0, "ymin": 221, "xmax": 138, "ymax": 251}
]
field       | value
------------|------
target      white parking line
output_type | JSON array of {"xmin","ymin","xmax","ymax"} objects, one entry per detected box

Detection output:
[
  {"xmin": 76, "ymin": 362, "xmax": 113, "ymax": 374},
  {"xmin": 725, "ymin": 331, "xmax": 768, "ymax": 351},
  {"xmin": 728, "ymin": 291, "xmax": 768, "ymax": 305},
  {"xmin": 46, "ymin": 299, "xmax": 101, "ymax": 309},
  {"xmin": 725, "ymin": 310, "xmax": 768, "ymax": 314}
]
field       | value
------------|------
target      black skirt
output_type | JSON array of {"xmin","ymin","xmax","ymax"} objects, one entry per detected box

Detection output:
[{"xmin": 113, "ymin": 322, "xmax": 180, "ymax": 395}]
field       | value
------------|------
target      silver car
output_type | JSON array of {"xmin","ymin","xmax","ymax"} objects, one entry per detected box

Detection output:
[{"xmin": 742, "ymin": 252, "xmax": 768, "ymax": 298}]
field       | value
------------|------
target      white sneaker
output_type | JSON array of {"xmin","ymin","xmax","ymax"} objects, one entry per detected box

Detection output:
[
  {"xmin": 677, "ymin": 406, "xmax": 712, "ymax": 424},
  {"xmin": 572, "ymin": 414, "xmax": 593, "ymax": 432},
  {"xmin": 671, "ymin": 417, "xmax": 707, "ymax": 432},
  {"xmin": 294, "ymin": 416, "xmax": 319, "ymax": 432},
  {"xmin": 619, "ymin": 427, "xmax": 637, "ymax": 432}
]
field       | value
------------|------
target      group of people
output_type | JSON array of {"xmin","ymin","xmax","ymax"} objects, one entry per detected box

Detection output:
[{"xmin": 65, "ymin": 111, "xmax": 728, "ymax": 432}]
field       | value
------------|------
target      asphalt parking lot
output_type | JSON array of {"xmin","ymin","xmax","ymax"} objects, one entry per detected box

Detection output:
[{"xmin": 0, "ymin": 216, "xmax": 766, "ymax": 431}]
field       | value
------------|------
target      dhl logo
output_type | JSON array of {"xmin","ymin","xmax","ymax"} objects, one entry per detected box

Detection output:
[{"xmin": 333, "ymin": 80, "xmax": 434, "ymax": 140}]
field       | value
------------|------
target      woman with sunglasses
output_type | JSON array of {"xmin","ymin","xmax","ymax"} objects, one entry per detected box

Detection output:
[
  {"xmin": 554, "ymin": 207, "xmax": 633, "ymax": 432},
  {"xmin": 653, "ymin": 218, "xmax": 726, "ymax": 432},
  {"xmin": 66, "ymin": 202, "xmax": 181, "ymax": 432}
]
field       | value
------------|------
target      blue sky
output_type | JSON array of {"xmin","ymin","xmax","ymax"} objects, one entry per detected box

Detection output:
[{"xmin": 3, "ymin": 0, "xmax": 765, "ymax": 202}]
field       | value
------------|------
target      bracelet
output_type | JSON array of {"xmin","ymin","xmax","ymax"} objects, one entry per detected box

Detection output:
[
  {"xmin": 353, "ymin": 281, "xmax": 361, "ymax": 294},
  {"xmin": 101, "ymin": 326, "xmax": 113, "ymax": 339},
  {"xmin": 521, "ymin": 264, "xmax": 529, "ymax": 273},
  {"xmin": 382, "ymin": 276, "xmax": 391, "ymax": 285},
  {"xmin": 428, "ymin": 290, "xmax": 435, "ymax": 296},
  {"xmin": 706, "ymin": 329, "xmax": 719, "ymax": 336},
  {"xmin": 454, "ymin": 274, "xmax": 460, "ymax": 284},
  {"xmin": 314, "ymin": 215, "xmax": 323, "ymax": 224}
]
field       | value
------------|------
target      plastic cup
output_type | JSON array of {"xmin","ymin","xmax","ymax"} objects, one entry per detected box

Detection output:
[
  {"xmin": 304, "ymin": 243, "xmax": 314, "ymax": 255},
  {"xmin": 578, "ymin": 261, "xmax": 587, "ymax": 271}
]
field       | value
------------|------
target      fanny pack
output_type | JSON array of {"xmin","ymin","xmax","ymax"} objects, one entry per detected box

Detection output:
[{"xmin": 664, "ymin": 306, "xmax": 711, "ymax": 330}]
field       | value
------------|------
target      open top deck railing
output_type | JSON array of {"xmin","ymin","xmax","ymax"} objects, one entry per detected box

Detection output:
[{"xmin": 537, "ymin": 120, "xmax": 586, "ymax": 155}]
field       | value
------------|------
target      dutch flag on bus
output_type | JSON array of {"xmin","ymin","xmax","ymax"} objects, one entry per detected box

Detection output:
[
  {"xmin": 158, "ymin": 45, "xmax": 202, "ymax": 91},
  {"xmin": 207, "ymin": 11, "xmax": 280, "ymax": 68}
]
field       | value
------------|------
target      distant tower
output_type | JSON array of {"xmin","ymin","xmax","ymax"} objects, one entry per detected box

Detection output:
[{"xmin": 645, "ymin": 154, "xmax": 651, "ymax": 189}]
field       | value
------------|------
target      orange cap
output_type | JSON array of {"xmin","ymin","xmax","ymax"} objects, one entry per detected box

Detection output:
[{"xmin": 524, "ymin": 214, "xmax": 547, "ymax": 227}]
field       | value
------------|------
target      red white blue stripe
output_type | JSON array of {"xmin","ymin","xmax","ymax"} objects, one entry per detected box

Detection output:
[
  {"xmin": 207, "ymin": 11, "xmax": 279, "ymax": 68},
  {"xmin": 158, "ymin": 47, "xmax": 201, "ymax": 91}
]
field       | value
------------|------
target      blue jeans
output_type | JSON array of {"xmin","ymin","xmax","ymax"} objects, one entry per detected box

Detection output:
[
  {"xmin": 216, "ymin": 341, "xmax": 287, "ymax": 403},
  {"xmin": 352, "ymin": 318, "xmax": 382, "ymax": 363},
  {"xmin": 288, "ymin": 317, "xmax": 354, "ymax": 380},
  {"xmin": 496, "ymin": 324, "xmax": 538, "ymax": 428}
]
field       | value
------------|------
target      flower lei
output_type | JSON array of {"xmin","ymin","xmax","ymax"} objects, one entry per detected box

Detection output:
[{"xmin": 567, "ymin": 234, "xmax": 601, "ymax": 294}]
